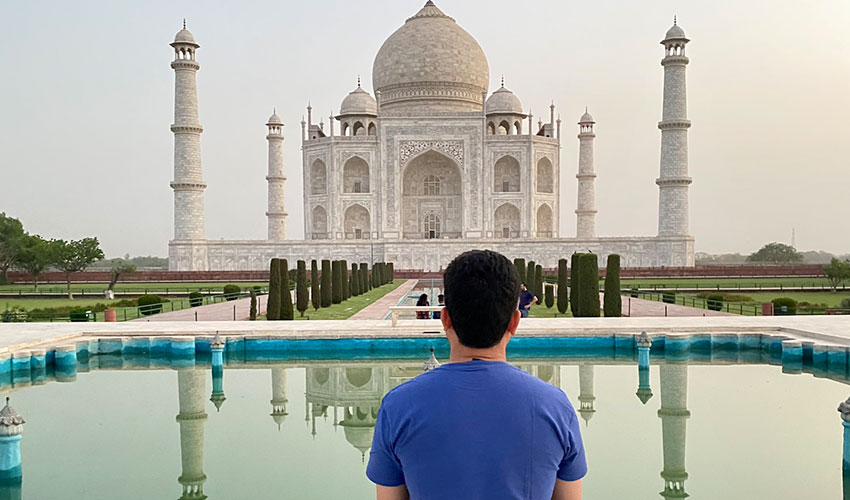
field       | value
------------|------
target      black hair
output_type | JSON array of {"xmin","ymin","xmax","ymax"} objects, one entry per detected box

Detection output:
[
  {"xmin": 416, "ymin": 294, "xmax": 429, "ymax": 306},
  {"xmin": 443, "ymin": 250, "xmax": 520, "ymax": 348},
  {"xmin": 437, "ymin": 294, "xmax": 445, "ymax": 302}
]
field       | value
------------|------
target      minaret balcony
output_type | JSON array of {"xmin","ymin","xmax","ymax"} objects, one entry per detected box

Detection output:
[
  {"xmin": 171, "ymin": 124, "xmax": 204, "ymax": 133},
  {"xmin": 265, "ymin": 175, "xmax": 287, "ymax": 182},
  {"xmin": 658, "ymin": 120, "xmax": 691, "ymax": 130},
  {"xmin": 661, "ymin": 55, "xmax": 689, "ymax": 66},
  {"xmin": 171, "ymin": 59, "xmax": 200, "ymax": 70},
  {"xmin": 170, "ymin": 182, "xmax": 208, "ymax": 190}
]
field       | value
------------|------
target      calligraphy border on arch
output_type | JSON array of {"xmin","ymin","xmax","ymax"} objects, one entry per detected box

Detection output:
[{"xmin": 399, "ymin": 140, "xmax": 464, "ymax": 166}]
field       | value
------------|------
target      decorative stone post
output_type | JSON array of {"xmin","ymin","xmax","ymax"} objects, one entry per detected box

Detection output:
[
  {"xmin": 270, "ymin": 368, "xmax": 288, "ymax": 430},
  {"xmin": 209, "ymin": 333, "xmax": 226, "ymax": 411},
  {"xmin": 0, "ymin": 398, "xmax": 24, "ymax": 486},
  {"xmin": 636, "ymin": 332, "xmax": 654, "ymax": 404},
  {"xmin": 423, "ymin": 347, "xmax": 440, "ymax": 372}
]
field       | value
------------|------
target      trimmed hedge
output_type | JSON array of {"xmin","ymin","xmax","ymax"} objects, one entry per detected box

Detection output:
[
  {"xmin": 311, "ymin": 260, "xmax": 320, "ymax": 310},
  {"xmin": 321, "ymin": 260, "xmax": 332, "ymax": 308},
  {"xmin": 388, "ymin": 262, "xmax": 394, "ymax": 282},
  {"xmin": 222, "ymin": 284, "xmax": 241, "ymax": 301},
  {"xmin": 351, "ymin": 263, "xmax": 360, "ymax": 296},
  {"xmin": 188, "ymin": 291, "xmax": 203, "ymax": 308},
  {"xmin": 706, "ymin": 294, "xmax": 724, "ymax": 311},
  {"xmin": 341, "ymin": 259, "xmax": 350, "ymax": 301},
  {"xmin": 575, "ymin": 254, "xmax": 600, "ymax": 317},
  {"xmin": 280, "ymin": 259, "xmax": 294, "ymax": 320},
  {"xmin": 544, "ymin": 284, "xmax": 554, "ymax": 309},
  {"xmin": 296, "ymin": 260, "xmax": 308, "ymax": 317},
  {"xmin": 557, "ymin": 259, "xmax": 569, "ymax": 315},
  {"xmin": 332, "ymin": 261, "xmax": 343, "ymax": 304},
  {"xmin": 138, "ymin": 294, "xmax": 163, "ymax": 316},
  {"xmin": 662, "ymin": 292, "xmax": 676, "ymax": 304},
  {"xmin": 772, "ymin": 297, "xmax": 797, "ymax": 316},
  {"xmin": 267, "ymin": 259, "xmax": 282, "ymax": 320},
  {"xmin": 535, "ymin": 265, "xmax": 544, "ymax": 302},
  {"xmin": 249, "ymin": 290, "xmax": 258, "ymax": 320},
  {"xmin": 603, "ymin": 254, "xmax": 622, "ymax": 317},
  {"xmin": 526, "ymin": 261, "xmax": 536, "ymax": 295},
  {"xmin": 570, "ymin": 253, "xmax": 582, "ymax": 317},
  {"xmin": 514, "ymin": 258, "xmax": 527, "ymax": 284}
]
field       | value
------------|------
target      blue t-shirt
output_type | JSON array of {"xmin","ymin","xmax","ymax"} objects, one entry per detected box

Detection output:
[
  {"xmin": 519, "ymin": 289, "xmax": 535, "ymax": 309},
  {"xmin": 366, "ymin": 360, "xmax": 587, "ymax": 499}
]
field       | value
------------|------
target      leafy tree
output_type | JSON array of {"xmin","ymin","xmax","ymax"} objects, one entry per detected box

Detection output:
[
  {"xmin": 17, "ymin": 235, "xmax": 55, "ymax": 290},
  {"xmin": 249, "ymin": 289, "xmax": 258, "ymax": 320},
  {"xmin": 747, "ymin": 242, "xmax": 803, "ymax": 264},
  {"xmin": 544, "ymin": 284, "xmax": 554, "ymax": 309},
  {"xmin": 321, "ymin": 260, "xmax": 332, "ymax": 307},
  {"xmin": 824, "ymin": 258, "xmax": 850, "ymax": 292},
  {"xmin": 570, "ymin": 253, "xmax": 582, "ymax": 316},
  {"xmin": 267, "ymin": 258, "xmax": 282, "ymax": 320},
  {"xmin": 107, "ymin": 259, "xmax": 137, "ymax": 293},
  {"xmin": 52, "ymin": 238, "xmax": 104, "ymax": 299},
  {"xmin": 514, "ymin": 258, "xmax": 526, "ymax": 284},
  {"xmin": 557, "ymin": 259, "xmax": 569, "ymax": 315},
  {"xmin": 0, "ymin": 214, "xmax": 25, "ymax": 285},
  {"xmin": 311, "ymin": 260, "xmax": 320, "ymax": 310},
  {"xmin": 280, "ymin": 259, "xmax": 294, "ymax": 320},
  {"xmin": 296, "ymin": 260, "xmax": 308, "ymax": 317},
  {"xmin": 603, "ymin": 254, "xmax": 622, "ymax": 317}
]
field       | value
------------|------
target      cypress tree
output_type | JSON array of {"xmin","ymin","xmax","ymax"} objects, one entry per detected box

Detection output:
[
  {"xmin": 578, "ymin": 254, "xmax": 600, "ymax": 317},
  {"xmin": 514, "ymin": 258, "xmax": 526, "ymax": 284},
  {"xmin": 249, "ymin": 289, "xmax": 258, "ymax": 321},
  {"xmin": 280, "ymin": 259, "xmax": 294, "ymax": 320},
  {"xmin": 544, "ymin": 284, "xmax": 554, "ymax": 309},
  {"xmin": 311, "ymin": 260, "xmax": 320, "ymax": 310},
  {"xmin": 535, "ymin": 264, "xmax": 544, "ymax": 300},
  {"xmin": 604, "ymin": 254, "xmax": 622, "ymax": 317},
  {"xmin": 370, "ymin": 263, "xmax": 377, "ymax": 289},
  {"xmin": 570, "ymin": 253, "xmax": 582, "ymax": 317},
  {"xmin": 379, "ymin": 263, "xmax": 386, "ymax": 285},
  {"xmin": 267, "ymin": 258, "xmax": 281, "ymax": 320},
  {"xmin": 360, "ymin": 263, "xmax": 368, "ymax": 293},
  {"xmin": 332, "ymin": 261, "xmax": 343, "ymax": 304},
  {"xmin": 341, "ymin": 259, "xmax": 349, "ymax": 301},
  {"xmin": 296, "ymin": 260, "xmax": 308, "ymax": 317},
  {"xmin": 351, "ymin": 263, "xmax": 360, "ymax": 296},
  {"xmin": 388, "ymin": 262, "xmax": 394, "ymax": 283},
  {"xmin": 557, "ymin": 258, "xmax": 569, "ymax": 315},
  {"xmin": 526, "ymin": 261, "xmax": 535, "ymax": 291},
  {"xmin": 321, "ymin": 260, "xmax": 332, "ymax": 308}
]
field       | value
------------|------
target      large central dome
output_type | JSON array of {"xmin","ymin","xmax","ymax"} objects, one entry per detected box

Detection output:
[{"xmin": 372, "ymin": 1, "xmax": 489, "ymax": 113}]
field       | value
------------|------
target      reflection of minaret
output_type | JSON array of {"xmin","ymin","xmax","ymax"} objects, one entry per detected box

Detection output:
[
  {"xmin": 209, "ymin": 334, "xmax": 225, "ymax": 412},
  {"xmin": 637, "ymin": 332, "xmax": 654, "ymax": 404},
  {"xmin": 577, "ymin": 364, "xmax": 596, "ymax": 425},
  {"xmin": 176, "ymin": 370, "xmax": 208, "ymax": 500},
  {"xmin": 270, "ymin": 368, "xmax": 289, "ymax": 431},
  {"xmin": 658, "ymin": 364, "xmax": 689, "ymax": 499}
]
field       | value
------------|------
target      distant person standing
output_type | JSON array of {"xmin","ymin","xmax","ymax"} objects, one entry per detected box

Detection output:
[
  {"xmin": 519, "ymin": 283, "xmax": 537, "ymax": 318},
  {"xmin": 432, "ymin": 294, "xmax": 445, "ymax": 319},
  {"xmin": 416, "ymin": 294, "xmax": 430, "ymax": 319}
]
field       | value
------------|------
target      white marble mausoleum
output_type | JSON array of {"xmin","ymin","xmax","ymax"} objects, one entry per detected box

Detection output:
[{"xmin": 167, "ymin": 2, "xmax": 695, "ymax": 271}]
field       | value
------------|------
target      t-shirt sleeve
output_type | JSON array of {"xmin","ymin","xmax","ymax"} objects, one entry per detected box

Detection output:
[
  {"xmin": 557, "ymin": 407, "xmax": 588, "ymax": 482},
  {"xmin": 366, "ymin": 404, "xmax": 405, "ymax": 487}
]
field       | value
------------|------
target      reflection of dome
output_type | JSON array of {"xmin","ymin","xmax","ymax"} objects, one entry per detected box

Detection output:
[
  {"xmin": 313, "ymin": 368, "xmax": 330, "ymax": 385},
  {"xmin": 485, "ymin": 87, "xmax": 524, "ymax": 116},
  {"xmin": 578, "ymin": 407, "xmax": 595, "ymax": 424},
  {"xmin": 340, "ymin": 406, "xmax": 378, "ymax": 462},
  {"xmin": 636, "ymin": 387, "xmax": 654, "ymax": 405},
  {"xmin": 340, "ymin": 87, "xmax": 377, "ymax": 116},
  {"xmin": 210, "ymin": 392, "xmax": 226, "ymax": 411},
  {"xmin": 664, "ymin": 23, "xmax": 686, "ymax": 41},
  {"xmin": 372, "ymin": 1, "xmax": 489, "ymax": 112}
]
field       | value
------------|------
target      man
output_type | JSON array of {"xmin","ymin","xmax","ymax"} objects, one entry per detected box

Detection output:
[
  {"xmin": 367, "ymin": 250, "xmax": 586, "ymax": 499},
  {"xmin": 519, "ymin": 282, "xmax": 538, "ymax": 318},
  {"xmin": 431, "ymin": 294, "xmax": 445, "ymax": 319}
]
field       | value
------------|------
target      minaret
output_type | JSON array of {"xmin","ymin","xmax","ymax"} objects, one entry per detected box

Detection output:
[
  {"xmin": 270, "ymin": 368, "xmax": 289, "ymax": 430},
  {"xmin": 577, "ymin": 364, "xmax": 596, "ymax": 425},
  {"xmin": 656, "ymin": 18, "xmax": 692, "ymax": 237},
  {"xmin": 576, "ymin": 110, "xmax": 597, "ymax": 238},
  {"xmin": 176, "ymin": 369, "xmax": 208, "ymax": 500},
  {"xmin": 170, "ymin": 22, "xmax": 206, "ymax": 242},
  {"xmin": 658, "ymin": 363, "xmax": 689, "ymax": 499},
  {"xmin": 266, "ymin": 110, "xmax": 287, "ymax": 241}
]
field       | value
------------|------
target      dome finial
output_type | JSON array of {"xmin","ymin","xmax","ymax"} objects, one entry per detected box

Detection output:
[
  {"xmin": 183, "ymin": 18, "xmax": 187, "ymax": 29},
  {"xmin": 357, "ymin": 75, "xmax": 361, "ymax": 88},
  {"xmin": 501, "ymin": 75, "xmax": 505, "ymax": 88},
  {"xmin": 674, "ymin": 15, "xmax": 677, "ymax": 25}
]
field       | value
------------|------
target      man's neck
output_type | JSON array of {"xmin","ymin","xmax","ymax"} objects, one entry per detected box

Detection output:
[{"xmin": 448, "ymin": 344, "xmax": 507, "ymax": 363}]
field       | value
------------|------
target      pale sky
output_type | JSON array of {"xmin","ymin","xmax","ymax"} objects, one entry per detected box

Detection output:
[{"xmin": 1, "ymin": 0, "xmax": 848, "ymax": 258}]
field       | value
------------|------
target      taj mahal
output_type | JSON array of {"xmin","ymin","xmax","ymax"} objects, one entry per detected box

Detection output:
[{"xmin": 167, "ymin": 1, "xmax": 695, "ymax": 271}]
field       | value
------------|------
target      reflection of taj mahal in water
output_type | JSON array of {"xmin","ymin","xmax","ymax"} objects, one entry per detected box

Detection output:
[
  {"xmin": 169, "ymin": 360, "xmax": 691, "ymax": 499},
  {"xmin": 167, "ymin": 1, "xmax": 695, "ymax": 271}
]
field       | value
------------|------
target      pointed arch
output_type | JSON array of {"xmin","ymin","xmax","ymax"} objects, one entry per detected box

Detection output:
[
  {"xmin": 494, "ymin": 155, "xmax": 520, "ymax": 193},
  {"xmin": 402, "ymin": 150, "xmax": 462, "ymax": 239},
  {"xmin": 353, "ymin": 121, "xmax": 365, "ymax": 136},
  {"xmin": 487, "ymin": 122, "xmax": 496, "ymax": 135},
  {"xmin": 537, "ymin": 203, "xmax": 553, "ymax": 237},
  {"xmin": 494, "ymin": 202, "xmax": 520, "ymax": 239},
  {"xmin": 536, "ymin": 157, "xmax": 553, "ymax": 193},
  {"xmin": 367, "ymin": 122, "xmax": 376, "ymax": 136},
  {"xmin": 310, "ymin": 159, "xmax": 327, "ymax": 195},
  {"xmin": 343, "ymin": 156, "xmax": 370, "ymax": 193},
  {"xmin": 311, "ymin": 205, "xmax": 328, "ymax": 238},
  {"xmin": 498, "ymin": 121, "xmax": 510, "ymax": 135},
  {"xmin": 343, "ymin": 204, "xmax": 370, "ymax": 239}
]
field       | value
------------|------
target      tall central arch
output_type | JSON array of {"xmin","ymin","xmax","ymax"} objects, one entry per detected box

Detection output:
[{"xmin": 401, "ymin": 150, "xmax": 463, "ymax": 239}]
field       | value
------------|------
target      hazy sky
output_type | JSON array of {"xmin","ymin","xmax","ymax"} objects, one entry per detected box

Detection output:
[{"xmin": 2, "ymin": 0, "xmax": 848, "ymax": 258}]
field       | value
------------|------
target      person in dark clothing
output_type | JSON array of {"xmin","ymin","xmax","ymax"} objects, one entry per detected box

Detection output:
[
  {"xmin": 518, "ymin": 283, "xmax": 538, "ymax": 318},
  {"xmin": 432, "ymin": 294, "xmax": 445, "ymax": 319},
  {"xmin": 416, "ymin": 293, "xmax": 430, "ymax": 319}
]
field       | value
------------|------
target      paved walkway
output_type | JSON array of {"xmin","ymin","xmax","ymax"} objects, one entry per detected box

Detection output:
[
  {"xmin": 349, "ymin": 280, "xmax": 418, "ymax": 320},
  {"xmin": 134, "ymin": 294, "xmax": 271, "ymax": 322},
  {"xmin": 622, "ymin": 295, "xmax": 733, "ymax": 317}
]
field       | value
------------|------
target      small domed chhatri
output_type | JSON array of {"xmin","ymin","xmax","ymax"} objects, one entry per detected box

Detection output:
[
  {"xmin": 173, "ymin": 20, "xmax": 199, "ymax": 47},
  {"xmin": 579, "ymin": 109, "xmax": 595, "ymax": 124},
  {"xmin": 486, "ymin": 85, "xmax": 524, "ymax": 116},
  {"xmin": 267, "ymin": 110, "xmax": 282, "ymax": 125},
  {"xmin": 339, "ymin": 85, "xmax": 378, "ymax": 117},
  {"xmin": 664, "ymin": 17, "xmax": 688, "ymax": 41}
]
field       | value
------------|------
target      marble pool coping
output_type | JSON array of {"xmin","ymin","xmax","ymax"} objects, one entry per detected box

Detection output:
[{"xmin": 0, "ymin": 316, "xmax": 849, "ymax": 354}]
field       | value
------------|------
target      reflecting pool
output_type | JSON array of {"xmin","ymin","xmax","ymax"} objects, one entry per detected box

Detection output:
[{"xmin": 4, "ymin": 338, "xmax": 850, "ymax": 499}]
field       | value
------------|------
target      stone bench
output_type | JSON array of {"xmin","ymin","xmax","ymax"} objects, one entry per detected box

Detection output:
[{"xmin": 388, "ymin": 306, "xmax": 444, "ymax": 327}]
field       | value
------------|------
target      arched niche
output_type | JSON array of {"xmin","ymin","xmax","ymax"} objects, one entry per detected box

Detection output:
[
  {"xmin": 343, "ymin": 156, "xmax": 370, "ymax": 194},
  {"xmin": 402, "ymin": 150, "xmax": 462, "ymax": 239},
  {"xmin": 537, "ymin": 203, "xmax": 553, "ymax": 237},
  {"xmin": 311, "ymin": 159, "xmax": 327, "ymax": 195},
  {"xmin": 537, "ymin": 157, "xmax": 553, "ymax": 193},
  {"xmin": 494, "ymin": 202, "xmax": 520, "ymax": 239},
  {"xmin": 493, "ymin": 155, "xmax": 520, "ymax": 193},
  {"xmin": 311, "ymin": 205, "xmax": 328, "ymax": 238},
  {"xmin": 344, "ymin": 204, "xmax": 370, "ymax": 239}
]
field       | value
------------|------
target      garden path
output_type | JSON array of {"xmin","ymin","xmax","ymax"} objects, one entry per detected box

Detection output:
[{"xmin": 349, "ymin": 280, "xmax": 418, "ymax": 320}]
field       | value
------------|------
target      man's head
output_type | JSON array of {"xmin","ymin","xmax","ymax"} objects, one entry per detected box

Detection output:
[
  {"xmin": 443, "ymin": 250, "xmax": 521, "ymax": 348},
  {"xmin": 520, "ymin": 283, "xmax": 527, "ymax": 291}
]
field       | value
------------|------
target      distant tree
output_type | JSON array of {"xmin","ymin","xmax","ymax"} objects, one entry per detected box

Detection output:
[
  {"xmin": 544, "ymin": 284, "xmax": 554, "ymax": 309},
  {"xmin": 351, "ymin": 263, "xmax": 360, "ymax": 296},
  {"xmin": 388, "ymin": 262, "xmax": 394, "ymax": 283},
  {"xmin": 311, "ymin": 260, "xmax": 320, "ymax": 310},
  {"xmin": 514, "ymin": 258, "xmax": 526, "ymax": 284},
  {"xmin": 360, "ymin": 263, "xmax": 368, "ymax": 293},
  {"xmin": 249, "ymin": 289, "xmax": 258, "ymax": 321},
  {"xmin": 332, "ymin": 261, "xmax": 343, "ymax": 304},
  {"xmin": 526, "ymin": 261, "xmax": 536, "ymax": 293},
  {"xmin": 824, "ymin": 258, "xmax": 850, "ymax": 292},
  {"xmin": 320, "ymin": 260, "xmax": 332, "ymax": 307},
  {"xmin": 603, "ymin": 254, "xmax": 622, "ymax": 317},
  {"xmin": 0, "ymin": 214, "xmax": 25, "ymax": 285},
  {"xmin": 341, "ymin": 259, "xmax": 350, "ymax": 300},
  {"xmin": 557, "ymin": 259, "xmax": 569, "ymax": 315},
  {"xmin": 296, "ymin": 260, "xmax": 308, "ymax": 317},
  {"xmin": 107, "ymin": 258, "xmax": 137, "ymax": 293},
  {"xmin": 280, "ymin": 259, "xmax": 294, "ymax": 320},
  {"xmin": 534, "ymin": 265, "xmax": 543, "ymax": 300},
  {"xmin": 575, "ymin": 254, "xmax": 600, "ymax": 317},
  {"xmin": 52, "ymin": 238, "xmax": 104, "ymax": 299},
  {"xmin": 17, "ymin": 235, "xmax": 55, "ymax": 290},
  {"xmin": 267, "ymin": 259, "xmax": 282, "ymax": 320},
  {"xmin": 570, "ymin": 253, "xmax": 582, "ymax": 316},
  {"xmin": 747, "ymin": 242, "xmax": 803, "ymax": 264}
]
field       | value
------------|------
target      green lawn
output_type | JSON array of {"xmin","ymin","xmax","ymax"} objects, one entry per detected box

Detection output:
[
  {"xmin": 528, "ymin": 305, "xmax": 572, "ymax": 318},
  {"xmin": 619, "ymin": 276, "xmax": 834, "ymax": 290},
  {"xmin": 1, "ymin": 298, "xmax": 122, "ymax": 311},
  {"xmin": 262, "ymin": 280, "xmax": 405, "ymax": 321}
]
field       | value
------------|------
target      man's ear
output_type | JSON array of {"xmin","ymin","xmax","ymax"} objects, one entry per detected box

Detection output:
[
  {"xmin": 441, "ymin": 307, "xmax": 452, "ymax": 332},
  {"xmin": 506, "ymin": 309, "xmax": 521, "ymax": 336}
]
